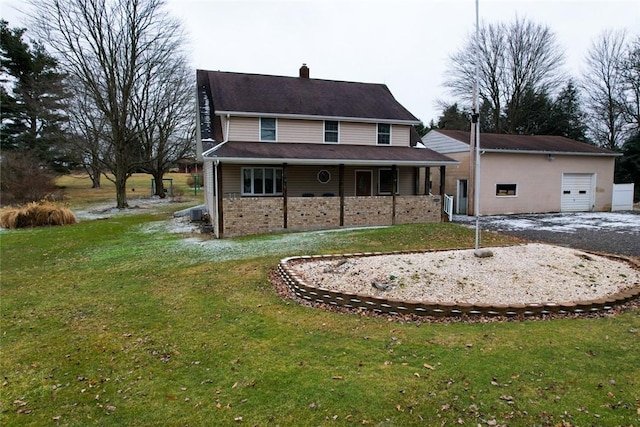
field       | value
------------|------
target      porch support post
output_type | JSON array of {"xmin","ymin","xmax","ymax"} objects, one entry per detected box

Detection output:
[
  {"xmin": 392, "ymin": 164, "xmax": 397, "ymax": 225},
  {"xmin": 283, "ymin": 163, "xmax": 288, "ymax": 229},
  {"xmin": 439, "ymin": 165, "xmax": 446, "ymax": 221},
  {"xmin": 217, "ymin": 162, "xmax": 224, "ymax": 238},
  {"xmin": 339, "ymin": 164, "xmax": 345, "ymax": 226},
  {"xmin": 425, "ymin": 167, "xmax": 430, "ymax": 195}
]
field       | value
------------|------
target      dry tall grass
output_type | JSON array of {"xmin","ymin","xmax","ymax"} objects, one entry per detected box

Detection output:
[{"xmin": 0, "ymin": 201, "xmax": 77, "ymax": 229}]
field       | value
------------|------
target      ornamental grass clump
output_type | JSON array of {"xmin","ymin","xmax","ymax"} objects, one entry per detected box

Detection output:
[{"xmin": 0, "ymin": 201, "xmax": 77, "ymax": 229}]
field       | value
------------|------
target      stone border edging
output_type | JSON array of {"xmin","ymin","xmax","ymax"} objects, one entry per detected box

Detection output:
[{"xmin": 277, "ymin": 249, "xmax": 640, "ymax": 318}]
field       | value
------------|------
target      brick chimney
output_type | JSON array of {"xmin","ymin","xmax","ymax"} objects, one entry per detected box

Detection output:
[{"xmin": 299, "ymin": 63, "xmax": 309, "ymax": 79}]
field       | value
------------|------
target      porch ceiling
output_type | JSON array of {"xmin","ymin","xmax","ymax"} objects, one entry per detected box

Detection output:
[{"xmin": 204, "ymin": 141, "xmax": 459, "ymax": 167}]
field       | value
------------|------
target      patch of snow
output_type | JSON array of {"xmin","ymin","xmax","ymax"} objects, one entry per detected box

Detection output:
[{"xmin": 455, "ymin": 212, "xmax": 640, "ymax": 234}]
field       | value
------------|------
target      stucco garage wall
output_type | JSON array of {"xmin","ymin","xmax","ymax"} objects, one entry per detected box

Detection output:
[{"xmin": 479, "ymin": 153, "xmax": 615, "ymax": 215}]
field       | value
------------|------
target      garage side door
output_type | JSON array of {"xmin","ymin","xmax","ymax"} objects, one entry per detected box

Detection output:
[{"xmin": 561, "ymin": 173, "xmax": 594, "ymax": 212}]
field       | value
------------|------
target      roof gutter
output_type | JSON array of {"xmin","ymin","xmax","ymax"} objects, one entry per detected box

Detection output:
[
  {"xmin": 480, "ymin": 148, "xmax": 622, "ymax": 157},
  {"xmin": 202, "ymin": 156, "xmax": 459, "ymax": 167},
  {"xmin": 214, "ymin": 110, "xmax": 421, "ymax": 126}
]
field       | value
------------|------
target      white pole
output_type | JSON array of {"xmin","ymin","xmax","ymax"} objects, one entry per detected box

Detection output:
[{"xmin": 473, "ymin": 0, "xmax": 486, "ymax": 256}]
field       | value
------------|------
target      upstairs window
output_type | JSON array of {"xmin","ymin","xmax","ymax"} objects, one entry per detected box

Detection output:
[
  {"xmin": 377, "ymin": 123, "xmax": 391, "ymax": 145},
  {"xmin": 324, "ymin": 121, "xmax": 339, "ymax": 143},
  {"xmin": 260, "ymin": 117, "xmax": 276, "ymax": 141}
]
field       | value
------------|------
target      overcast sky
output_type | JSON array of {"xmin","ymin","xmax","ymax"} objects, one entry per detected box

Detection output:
[{"xmin": 2, "ymin": 0, "xmax": 638, "ymax": 123}]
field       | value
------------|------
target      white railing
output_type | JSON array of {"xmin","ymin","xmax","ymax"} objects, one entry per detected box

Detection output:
[{"xmin": 443, "ymin": 194, "xmax": 454, "ymax": 221}]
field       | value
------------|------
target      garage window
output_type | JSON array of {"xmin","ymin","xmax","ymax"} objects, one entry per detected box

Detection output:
[{"xmin": 496, "ymin": 184, "xmax": 517, "ymax": 197}]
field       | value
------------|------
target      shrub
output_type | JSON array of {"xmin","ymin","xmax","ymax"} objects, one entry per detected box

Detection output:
[
  {"xmin": 0, "ymin": 201, "xmax": 77, "ymax": 229},
  {"xmin": 186, "ymin": 174, "xmax": 204, "ymax": 188},
  {"xmin": 0, "ymin": 151, "xmax": 61, "ymax": 205}
]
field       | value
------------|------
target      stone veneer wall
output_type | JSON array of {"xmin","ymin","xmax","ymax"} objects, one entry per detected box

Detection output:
[
  {"xmin": 343, "ymin": 196, "xmax": 393, "ymax": 227},
  {"xmin": 395, "ymin": 195, "xmax": 441, "ymax": 224},
  {"xmin": 221, "ymin": 195, "xmax": 442, "ymax": 237},
  {"xmin": 288, "ymin": 197, "xmax": 341, "ymax": 230},
  {"xmin": 223, "ymin": 197, "xmax": 284, "ymax": 237}
]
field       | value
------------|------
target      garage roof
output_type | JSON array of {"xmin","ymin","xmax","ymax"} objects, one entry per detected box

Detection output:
[{"xmin": 432, "ymin": 130, "xmax": 620, "ymax": 156}]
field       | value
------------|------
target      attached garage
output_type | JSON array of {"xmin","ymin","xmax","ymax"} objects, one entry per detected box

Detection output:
[
  {"xmin": 561, "ymin": 173, "xmax": 595, "ymax": 212},
  {"xmin": 423, "ymin": 130, "xmax": 621, "ymax": 215}
]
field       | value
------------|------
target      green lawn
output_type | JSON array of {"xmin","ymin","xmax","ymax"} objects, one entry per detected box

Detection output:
[{"xmin": 1, "ymin": 197, "xmax": 639, "ymax": 426}]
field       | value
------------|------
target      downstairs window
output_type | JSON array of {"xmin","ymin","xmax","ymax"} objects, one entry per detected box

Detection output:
[{"xmin": 242, "ymin": 167, "xmax": 283, "ymax": 195}]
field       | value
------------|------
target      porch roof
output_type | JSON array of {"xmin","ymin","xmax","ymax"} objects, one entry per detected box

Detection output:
[{"xmin": 204, "ymin": 141, "xmax": 458, "ymax": 167}]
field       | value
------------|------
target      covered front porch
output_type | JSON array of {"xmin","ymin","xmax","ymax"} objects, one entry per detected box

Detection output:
[{"xmin": 203, "ymin": 141, "xmax": 457, "ymax": 238}]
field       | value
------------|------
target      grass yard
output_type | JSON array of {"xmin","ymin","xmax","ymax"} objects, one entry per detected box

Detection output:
[
  {"xmin": 54, "ymin": 172, "xmax": 204, "ymax": 208},
  {"xmin": 1, "ymin": 176, "xmax": 639, "ymax": 426}
]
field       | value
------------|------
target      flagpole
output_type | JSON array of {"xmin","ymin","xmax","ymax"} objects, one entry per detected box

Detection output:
[{"xmin": 473, "ymin": 0, "xmax": 490, "ymax": 258}]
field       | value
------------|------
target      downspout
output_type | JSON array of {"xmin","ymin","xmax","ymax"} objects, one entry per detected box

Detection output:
[
  {"xmin": 211, "ymin": 114, "xmax": 230, "ymax": 239},
  {"xmin": 214, "ymin": 159, "xmax": 220, "ymax": 239}
]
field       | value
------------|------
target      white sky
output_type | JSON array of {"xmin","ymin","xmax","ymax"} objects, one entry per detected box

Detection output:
[{"xmin": 2, "ymin": 0, "xmax": 638, "ymax": 124}]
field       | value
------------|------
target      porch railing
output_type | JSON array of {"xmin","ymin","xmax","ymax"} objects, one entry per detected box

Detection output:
[{"xmin": 443, "ymin": 194, "xmax": 454, "ymax": 222}]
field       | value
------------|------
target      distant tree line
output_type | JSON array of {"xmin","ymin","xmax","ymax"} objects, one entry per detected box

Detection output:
[
  {"xmin": 419, "ymin": 17, "xmax": 639, "ymax": 200},
  {"xmin": 1, "ymin": 0, "xmax": 195, "ymax": 208}
]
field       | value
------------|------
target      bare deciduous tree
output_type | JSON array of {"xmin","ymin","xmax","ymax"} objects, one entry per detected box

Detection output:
[
  {"xmin": 445, "ymin": 16, "xmax": 565, "ymax": 134},
  {"xmin": 621, "ymin": 36, "xmax": 640, "ymax": 129},
  {"xmin": 67, "ymin": 80, "xmax": 108, "ymax": 188},
  {"xmin": 133, "ymin": 46, "xmax": 194, "ymax": 197},
  {"xmin": 581, "ymin": 29, "xmax": 629, "ymax": 150},
  {"xmin": 29, "ymin": 0, "xmax": 190, "ymax": 208}
]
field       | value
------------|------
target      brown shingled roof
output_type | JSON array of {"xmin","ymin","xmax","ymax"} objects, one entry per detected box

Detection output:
[
  {"xmin": 435, "ymin": 130, "xmax": 618, "ymax": 155},
  {"xmin": 208, "ymin": 141, "xmax": 457, "ymax": 166},
  {"xmin": 197, "ymin": 69, "xmax": 420, "ymax": 123}
]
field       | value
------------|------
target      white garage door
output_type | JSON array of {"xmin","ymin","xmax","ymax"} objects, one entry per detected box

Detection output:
[{"xmin": 561, "ymin": 173, "xmax": 594, "ymax": 212}]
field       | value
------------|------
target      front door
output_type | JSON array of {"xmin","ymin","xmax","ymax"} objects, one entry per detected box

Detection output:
[
  {"xmin": 457, "ymin": 179, "xmax": 468, "ymax": 214},
  {"xmin": 355, "ymin": 170, "xmax": 372, "ymax": 196}
]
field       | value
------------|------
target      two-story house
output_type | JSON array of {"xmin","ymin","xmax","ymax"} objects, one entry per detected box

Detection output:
[{"xmin": 196, "ymin": 65, "xmax": 457, "ymax": 238}]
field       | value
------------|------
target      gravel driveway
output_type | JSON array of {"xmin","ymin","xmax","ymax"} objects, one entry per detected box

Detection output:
[{"xmin": 454, "ymin": 211, "xmax": 640, "ymax": 257}]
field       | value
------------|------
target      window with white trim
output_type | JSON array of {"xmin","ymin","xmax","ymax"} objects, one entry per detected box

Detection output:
[
  {"xmin": 377, "ymin": 123, "xmax": 391, "ymax": 145},
  {"xmin": 242, "ymin": 167, "xmax": 283, "ymax": 195},
  {"xmin": 378, "ymin": 168, "xmax": 399, "ymax": 194},
  {"xmin": 324, "ymin": 121, "xmax": 339, "ymax": 143},
  {"xmin": 260, "ymin": 117, "xmax": 276, "ymax": 141},
  {"xmin": 496, "ymin": 184, "xmax": 517, "ymax": 197}
]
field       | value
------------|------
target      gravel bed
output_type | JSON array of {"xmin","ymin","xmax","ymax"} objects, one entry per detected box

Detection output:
[{"xmin": 291, "ymin": 244, "xmax": 640, "ymax": 305}]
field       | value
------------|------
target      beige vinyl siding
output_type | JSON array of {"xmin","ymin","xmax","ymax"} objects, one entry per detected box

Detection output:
[
  {"xmin": 397, "ymin": 167, "xmax": 416, "ymax": 194},
  {"xmin": 391, "ymin": 125, "xmax": 410, "ymax": 147},
  {"xmin": 278, "ymin": 119, "xmax": 324, "ymax": 143},
  {"xmin": 340, "ymin": 122, "xmax": 376, "ymax": 145},
  {"xmin": 229, "ymin": 117, "xmax": 259, "ymax": 141},
  {"xmin": 224, "ymin": 116, "xmax": 413, "ymax": 146},
  {"xmin": 220, "ymin": 164, "xmax": 243, "ymax": 196},
  {"xmin": 203, "ymin": 161, "xmax": 215, "ymax": 224},
  {"xmin": 285, "ymin": 165, "xmax": 341, "ymax": 196},
  {"xmin": 220, "ymin": 164, "xmax": 418, "ymax": 198},
  {"xmin": 219, "ymin": 115, "xmax": 230, "ymax": 140}
]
